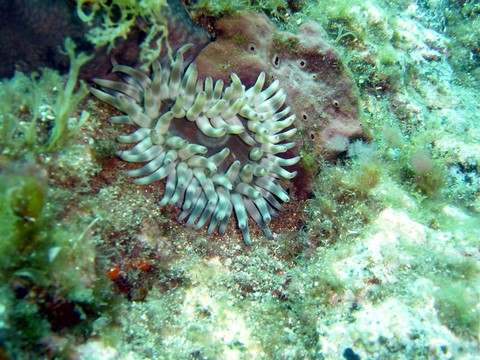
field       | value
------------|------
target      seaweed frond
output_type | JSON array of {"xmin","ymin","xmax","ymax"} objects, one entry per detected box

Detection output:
[{"xmin": 0, "ymin": 38, "xmax": 92, "ymax": 159}]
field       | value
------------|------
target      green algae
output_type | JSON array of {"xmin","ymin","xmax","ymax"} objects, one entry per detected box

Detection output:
[
  {"xmin": 0, "ymin": 156, "xmax": 119, "ymax": 357},
  {"xmin": 0, "ymin": 38, "xmax": 91, "ymax": 160},
  {"xmin": 1, "ymin": 0, "xmax": 479, "ymax": 358},
  {"xmin": 194, "ymin": 0, "xmax": 289, "ymax": 19},
  {"xmin": 77, "ymin": 0, "xmax": 170, "ymax": 69},
  {"xmin": 0, "ymin": 35, "xmax": 117, "ymax": 360},
  {"xmin": 435, "ymin": 283, "xmax": 479, "ymax": 338},
  {"xmin": 398, "ymin": 238, "xmax": 480, "ymax": 338}
]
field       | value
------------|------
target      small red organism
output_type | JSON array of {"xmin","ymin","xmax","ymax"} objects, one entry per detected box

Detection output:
[
  {"xmin": 106, "ymin": 266, "xmax": 122, "ymax": 281},
  {"xmin": 136, "ymin": 259, "xmax": 151, "ymax": 272}
]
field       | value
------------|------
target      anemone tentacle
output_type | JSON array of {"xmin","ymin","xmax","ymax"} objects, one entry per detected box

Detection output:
[{"xmin": 93, "ymin": 45, "xmax": 299, "ymax": 245}]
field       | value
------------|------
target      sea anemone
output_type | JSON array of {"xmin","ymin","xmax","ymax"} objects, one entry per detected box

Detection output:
[{"xmin": 91, "ymin": 44, "xmax": 299, "ymax": 245}]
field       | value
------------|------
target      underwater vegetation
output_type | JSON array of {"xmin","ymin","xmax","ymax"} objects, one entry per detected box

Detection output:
[
  {"xmin": 0, "ymin": 158, "xmax": 119, "ymax": 356},
  {"xmin": 0, "ymin": 0, "xmax": 478, "ymax": 358},
  {"xmin": 0, "ymin": 38, "xmax": 91, "ymax": 159},
  {"xmin": 0, "ymin": 35, "xmax": 121, "ymax": 356},
  {"xmin": 77, "ymin": 0, "xmax": 170, "ymax": 68},
  {"xmin": 193, "ymin": 0, "xmax": 293, "ymax": 20}
]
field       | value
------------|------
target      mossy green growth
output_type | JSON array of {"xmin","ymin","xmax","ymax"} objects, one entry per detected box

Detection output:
[
  {"xmin": 378, "ymin": 43, "xmax": 398, "ymax": 65},
  {"xmin": 0, "ymin": 167, "xmax": 54, "ymax": 357},
  {"xmin": 8, "ymin": 175, "xmax": 46, "ymax": 224},
  {"xmin": 76, "ymin": 0, "xmax": 170, "ymax": 69},
  {"xmin": 395, "ymin": 235, "xmax": 480, "ymax": 339},
  {"xmin": 435, "ymin": 284, "xmax": 479, "ymax": 338},
  {"xmin": 272, "ymin": 33, "xmax": 300, "ymax": 56},
  {"xmin": 0, "ymin": 160, "xmax": 118, "ymax": 357},
  {"xmin": 0, "ymin": 162, "xmax": 47, "ymax": 270},
  {"xmin": 342, "ymin": 159, "xmax": 382, "ymax": 197},
  {"xmin": 258, "ymin": 0, "xmax": 288, "ymax": 18},
  {"xmin": 434, "ymin": 275, "xmax": 479, "ymax": 338},
  {"xmin": 393, "ymin": 147, "xmax": 446, "ymax": 198},
  {"xmin": 192, "ymin": 0, "xmax": 247, "ymax": 17},
  {"xmin": 411, "ymin": 168, "xmax": 445, "ymax": 198},
  {"xmin": 0, "ymin": 163, "xmax": 60, "ymax": 278},
  {"xmin": 0, "ymin": 38, "xmax": 91, "ymax": 160},
  {"xmin": 305, "ymin": 147, "xmax": 383, "ymax": 243},
  {"xmin": 232, "ymin": 34, "xmax": 247, "ymax": 45},
  {"xmin": 299, "ymin": 142, "xmax": 320, "ymax": 176},
  {"xmin": 193, "ymin": 0, "xmax": 288, "ymax": 19},
  {"xmin": 443, "ymin": 0, "xmax": 480, "ymax": 84}
]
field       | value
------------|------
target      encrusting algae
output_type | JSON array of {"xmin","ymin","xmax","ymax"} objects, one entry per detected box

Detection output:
[{"xmin": 0, "ymin": 0, "xmax": 478, "ymax": 358}]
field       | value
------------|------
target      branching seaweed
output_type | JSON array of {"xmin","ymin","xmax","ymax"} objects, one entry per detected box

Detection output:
[
  {"xmin": 76, "ymin": 0, "xmax": 170, "ymax": 70},
  {"xmin": 0, "ymin": 38, "xmax": 92, "ymax": 159},
  {"xmin": 47, "ymin": 38, "xmax": 92, "ymax": 151}
]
